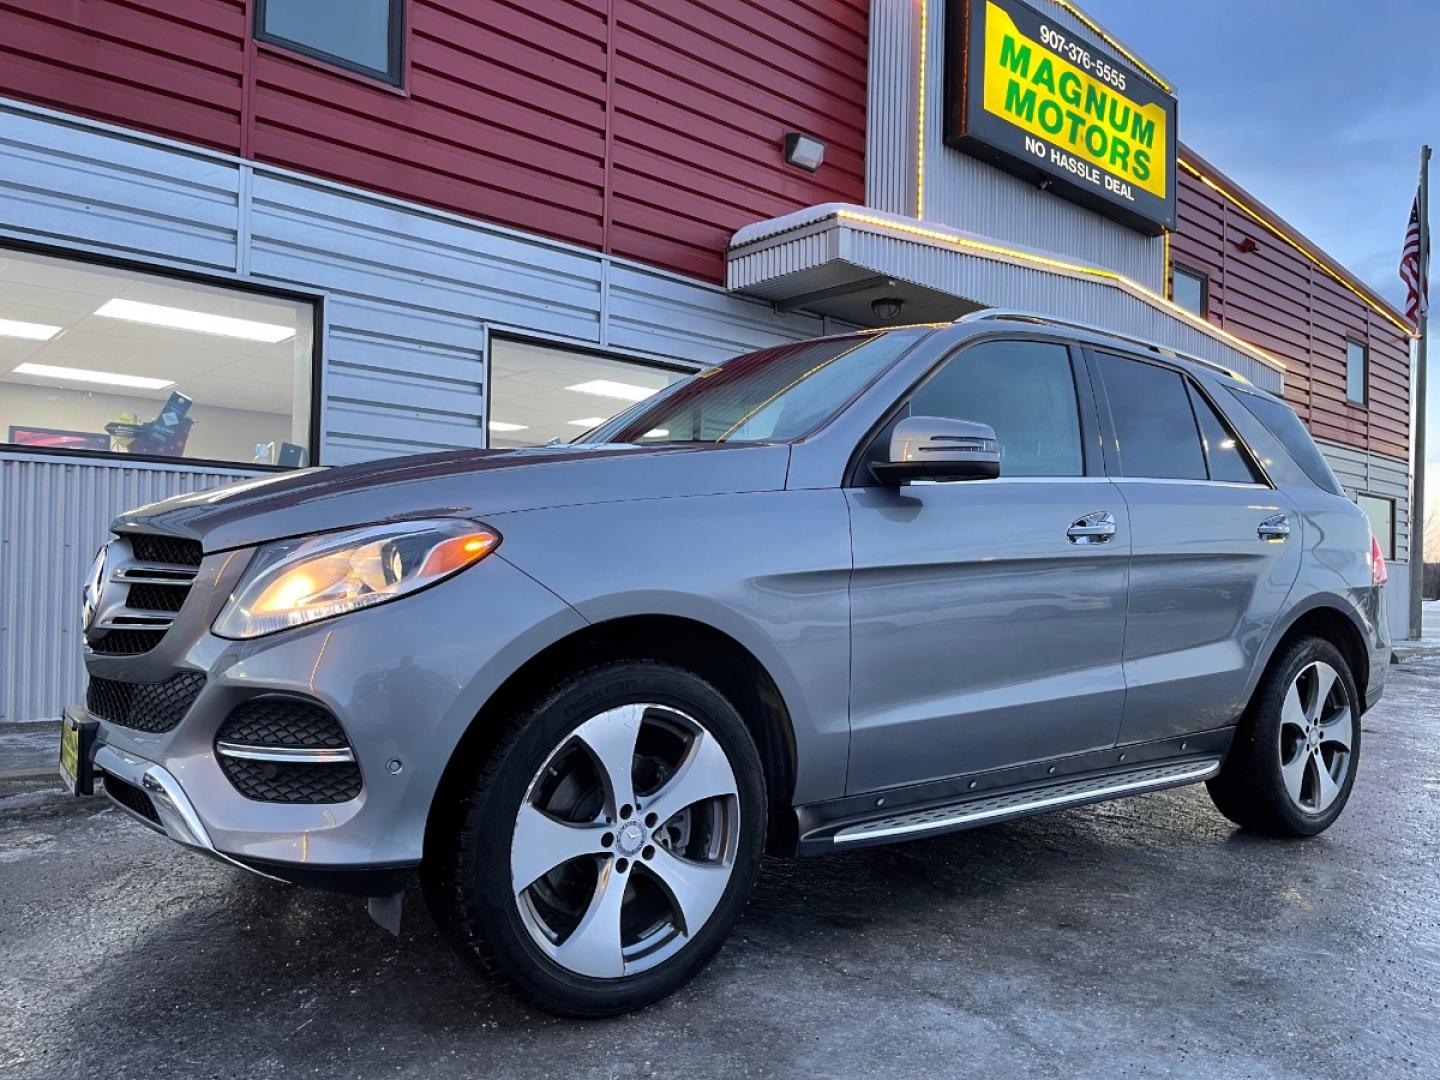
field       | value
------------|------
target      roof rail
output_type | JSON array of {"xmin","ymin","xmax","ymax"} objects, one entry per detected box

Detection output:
[{"xmin": 955, "ymin": 308, "xmax": 1250, "ymax": 384}]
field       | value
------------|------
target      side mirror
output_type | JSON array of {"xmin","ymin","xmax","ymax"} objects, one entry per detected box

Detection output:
[{"xmin": 870, "ymin": 416, "xmax": 1001, "ymax": 486}]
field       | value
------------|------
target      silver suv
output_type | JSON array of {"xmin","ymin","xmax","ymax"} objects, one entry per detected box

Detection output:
[{"xmin": 62, "ymin": 314, "xmax": 1389, "ymax": 1016}]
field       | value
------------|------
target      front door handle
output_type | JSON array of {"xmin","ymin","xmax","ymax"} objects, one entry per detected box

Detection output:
[
  {"xmin": 1257, "ymin": 514, "xmax": 1290, "ymax": 541},
  {"xmin": 1067, "ymin": 511, "xmax": 1116, "ymax": 544}
]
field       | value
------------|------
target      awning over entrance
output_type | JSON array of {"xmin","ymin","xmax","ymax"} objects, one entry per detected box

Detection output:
[{"xmin": 727, "ymin": 204, "xmax": 1285, "ymax": 393}]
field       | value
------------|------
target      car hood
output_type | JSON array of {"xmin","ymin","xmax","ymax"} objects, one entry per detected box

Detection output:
[{"xmin": 113, "ymin": 442, "xmax": 792, "ymax": 552}]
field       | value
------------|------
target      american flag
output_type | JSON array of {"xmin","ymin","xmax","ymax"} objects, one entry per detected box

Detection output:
[{"xmin": 1400, "ymin": 189, "xmax": 1429, "ymax": 324}]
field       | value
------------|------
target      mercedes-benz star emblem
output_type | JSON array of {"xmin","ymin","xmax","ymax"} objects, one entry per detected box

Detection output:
[
  {"xmin": 616, "ymin": 821, "xmax": 646, "ymax": 857},
  {"xmin": 81, "ymin": 542, "xmax": 110, "ymax": 632}
]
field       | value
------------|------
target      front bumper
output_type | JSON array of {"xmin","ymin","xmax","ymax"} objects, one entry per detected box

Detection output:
[
  {"xmin": 90, "ymin": 738, "xmax": 278, "ymax": 877},
  {"xmin": 78, "ymin": 550, "xmax": 586, "ymax": 888},
  {"xmin": 89, "ymin": 732, "xmax": 417, "ymax": 895}
]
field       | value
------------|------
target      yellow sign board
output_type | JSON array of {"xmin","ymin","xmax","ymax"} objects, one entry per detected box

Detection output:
[
  {"xmin": 982, "ymin": 2, "xmax": 1166, "ymax": 198},
  {"xmin": 947, "ymin": 0, "xmax": 1177, "ymax": 233}
]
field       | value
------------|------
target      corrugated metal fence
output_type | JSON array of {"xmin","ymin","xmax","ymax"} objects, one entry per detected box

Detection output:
[{"xmin": 0, "ymin": 454, "xmax": 254, "ymax": 723}]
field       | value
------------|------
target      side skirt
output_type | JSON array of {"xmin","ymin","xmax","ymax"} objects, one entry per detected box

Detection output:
[{"xmin": 795, "ymin": 727, "xmax": 1233, "ymax": 854}]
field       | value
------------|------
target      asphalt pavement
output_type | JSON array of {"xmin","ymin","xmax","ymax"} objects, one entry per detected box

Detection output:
[{"xmin": 2, "ymin": 661, "xmax": 1438, "ymax": 1080}]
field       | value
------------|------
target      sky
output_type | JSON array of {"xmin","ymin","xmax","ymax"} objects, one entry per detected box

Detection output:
[{"xmin": 1082, "ymin": 0, "xmax": 1440, "ymax": 524}]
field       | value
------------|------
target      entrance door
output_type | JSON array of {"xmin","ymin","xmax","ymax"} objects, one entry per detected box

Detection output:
[{"xmin": 845, "ymin": 338, "xmax": 1130, "ymax": 795}]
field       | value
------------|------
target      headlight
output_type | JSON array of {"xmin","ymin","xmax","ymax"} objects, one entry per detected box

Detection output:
[{"xmin": 213, "ymin": 519, "xmax": 500, "ymax": 639}]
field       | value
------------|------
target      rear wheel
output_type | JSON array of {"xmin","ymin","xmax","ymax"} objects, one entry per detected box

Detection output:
[
  {"xmin": 1207, "ymin": 636, "xmax": 1360, "ymax": 837},
  {"xmin": 423, "ymin": 661, "xmax": 766, "ymax": 1016}
]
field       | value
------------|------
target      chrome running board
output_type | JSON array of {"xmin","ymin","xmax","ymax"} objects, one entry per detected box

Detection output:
[{"xmin": 833, "ymin": 758, "xmax": 1222, "ymax": 846}]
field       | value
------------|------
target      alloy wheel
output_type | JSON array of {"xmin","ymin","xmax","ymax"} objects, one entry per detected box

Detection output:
[
  {"xmin": 511, "ymin": 703, "xmax": 741, "ymax": 978},
  {"xmin": 1277, "ymin": 660, "xmax": 1353, "ymax": 815}
]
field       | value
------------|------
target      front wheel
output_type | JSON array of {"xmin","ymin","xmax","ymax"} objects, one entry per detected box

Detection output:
[
  {"xmin": 423, "ymin": 661, "xmax": 766, "ymax": 1016},
  {"xmin": 1207, "ymin": 636, "xmax": 1361, "ymax": 837}
]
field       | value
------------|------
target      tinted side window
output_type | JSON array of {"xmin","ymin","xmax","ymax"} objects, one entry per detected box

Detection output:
[
  {"xmin": 907, "ymin": 340, "xmax": 1082, "ymax": 476},
  {"xmin": 1187, "ymin": 383, "xmax": 1263, "ymax": 483},
  {"xmin": 1096, "ymin": 353, "xmax": 1206, "ymax": 480},
  {"xmin": 1230, "ymin": 388, "xmax": 1344, "ymax": 494}
]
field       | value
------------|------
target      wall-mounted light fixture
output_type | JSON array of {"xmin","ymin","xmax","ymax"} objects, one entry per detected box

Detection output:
[
  {"xmin": 784, "ymin": 132, "xmax": 825, "ymax": 172},
  {"xmin": 871, "ymin": 297, "xmax": 905, "ymax": 321}
]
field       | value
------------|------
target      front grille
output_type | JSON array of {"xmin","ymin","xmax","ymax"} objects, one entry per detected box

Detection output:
[
  {"xmin": 102, "ymin": 774, "xmax": 161, "ymax": 825},
  {"xmin": 89, "ymin": 532, "xmax": 204, "ymax": 656},
  {"xmin": 129, "ymin": 534, "xmax": 203, "ymax": 567},
  {"xmin": 125, "ymin": 582, "xmax": 189, "ymax": 612},
  {"xmin": 216, "ymin": 699, "xmax": 361, "ymax": 804},
  {"xmin": 88, "ymin": 628, "xmax": 165, "ymax": 655},
  {"xmin": 219, "ymin": 758, "xmax": 364, "ymax": 804},
  {"xmin": 86, "ymin": 672, "xmax": 206, "ymax": 733},
  {"xmin": 217, "ymin": 699, "xmax": 350, "ymax": 748}
]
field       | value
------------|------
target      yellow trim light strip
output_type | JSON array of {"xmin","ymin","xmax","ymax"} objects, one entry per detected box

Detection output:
[
  {"xmin": 1049, "ymin": 0, "xmax": 1173, "ymax": 93},
  {"xmin": 1177, "ymin": 158, "xmax": 1417, "ymax": 339},
  {"xmin": 832, "ymin": 208, "xmax": 1288, "ymax": 373},
  {"xmin": 915, "ymin": 0, "xmax": 929, "ymax": 219},
  {"xmin": 1162, "ymin": 229, "xmax": 1172, "ymax": 300}
]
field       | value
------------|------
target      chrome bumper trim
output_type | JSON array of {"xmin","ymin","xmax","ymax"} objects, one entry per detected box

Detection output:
[
  {"xmin": 215, "ymin": 741, "xmax": 355, "ymax": 764},
  {"xmin": 93, "ymin": 744, "xmax": 285, "ymax": 882}
]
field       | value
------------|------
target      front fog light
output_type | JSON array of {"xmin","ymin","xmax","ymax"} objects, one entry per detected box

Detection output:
[{"xmin": 214, "ymin": 519, "xmax": 500, "ymax": 639}]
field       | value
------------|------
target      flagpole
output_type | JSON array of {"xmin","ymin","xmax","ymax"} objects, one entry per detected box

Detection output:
[{"xmin": 1411, "ymin": 144, "xmax": 1431, "ymax": 641}]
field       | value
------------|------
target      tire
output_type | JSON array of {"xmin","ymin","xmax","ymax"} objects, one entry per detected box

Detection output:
[
  {"xmin": 1207, "ymin": 636, "xmax": 1361, "ymax": 837},
  {"xmin": 422, "ymin": 660, "xmax": 767, "ymax": 1017}
]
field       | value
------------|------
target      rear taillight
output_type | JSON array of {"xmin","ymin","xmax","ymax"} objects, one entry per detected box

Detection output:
[{"xmin": 1370, "ymin": 535, "xmax": 1388, "ymax": 586}]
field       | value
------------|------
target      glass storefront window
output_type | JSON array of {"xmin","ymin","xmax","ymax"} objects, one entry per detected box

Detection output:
[
  {"xmin": 487, "ymin": 337, "xmax": 687, "ymax": 449},
  {"xmin": 0, "ymin": 249, "xmax": 314, "ymax": 467}
]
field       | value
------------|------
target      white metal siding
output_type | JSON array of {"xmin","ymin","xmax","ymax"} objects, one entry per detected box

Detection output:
[
  {"xmin": 0, "ymin": 97, "xmax": 835, "ymax": 466},
  {"xmin": 1314, "ymin": 441, "xmax": 1410, "ymax": 642},
  {"xmin": 866, "ymin": 0, "xmax": 919, "ymax": 216},
  {"xmin": 0, "ymin": 97, "xmax": 845, "ymax": 720},
  {"xmin": 0, "ymin": 454, "xmax": 256, "ymax": 722},
  {"xmin": 1318, "ymin": 441, "xmax": 1411, "ymax": 563},
  {"xmin": 867, "ymin": 0, "xmax": 1165, "ymax": 289}
]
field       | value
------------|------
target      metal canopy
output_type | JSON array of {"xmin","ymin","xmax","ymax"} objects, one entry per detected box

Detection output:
[{"xmin": 727, "ymin": 204, "xmax": 1285, "ymax": 393}]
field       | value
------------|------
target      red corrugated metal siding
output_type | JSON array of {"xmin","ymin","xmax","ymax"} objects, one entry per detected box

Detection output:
[
  {"xmin": 608, "ymin": 0, "xmax": 869, "ymax": 280},
  {"xmin": 0, "ymin": 0, "xmax": 246, "ymax": 152},
  {"xmin": 1172, "ymin": 164, "xmax": 1411, "ymax": 463},
  {"xmin": 249, "ymin": 0, "xmax": 610, "ymax": 252},
  {"xmin": 0, "ymin": 0, "xmax": 867, "ymax": 282}
]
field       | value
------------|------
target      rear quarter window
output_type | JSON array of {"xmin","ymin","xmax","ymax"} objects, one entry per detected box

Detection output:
[{"xmin": 1228, "ymin": 388, "xmax": 1343, "ymax": 494}]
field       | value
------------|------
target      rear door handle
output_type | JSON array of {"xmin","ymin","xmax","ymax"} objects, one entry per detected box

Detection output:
[
  {"xmin": 1067, "ymin": 511, "xmax": 1116, "ymax": 544},
  {"xmin": 1257, "ymin": 514, "xmax": 1290, "ymax": 541}
]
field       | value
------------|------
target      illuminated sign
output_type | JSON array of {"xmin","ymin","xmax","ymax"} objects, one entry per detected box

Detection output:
[{"xmin": 946, "ymin": 0, "xmax": 1178, "ymax": 234}]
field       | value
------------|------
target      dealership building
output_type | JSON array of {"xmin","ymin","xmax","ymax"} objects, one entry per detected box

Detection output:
[{"xmin": 0, "ymin": 0, "xmax": 1417, "ymax": 722}]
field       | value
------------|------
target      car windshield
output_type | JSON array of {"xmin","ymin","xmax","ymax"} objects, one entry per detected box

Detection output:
[{"xmin": 584, "ymin": 328, "xmax": 929, "ymax": 445}]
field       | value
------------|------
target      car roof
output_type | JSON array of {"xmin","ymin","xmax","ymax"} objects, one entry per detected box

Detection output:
[{"xmin": 936, "ymin": 312, "xmax": 1258, "ymax": 394}]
